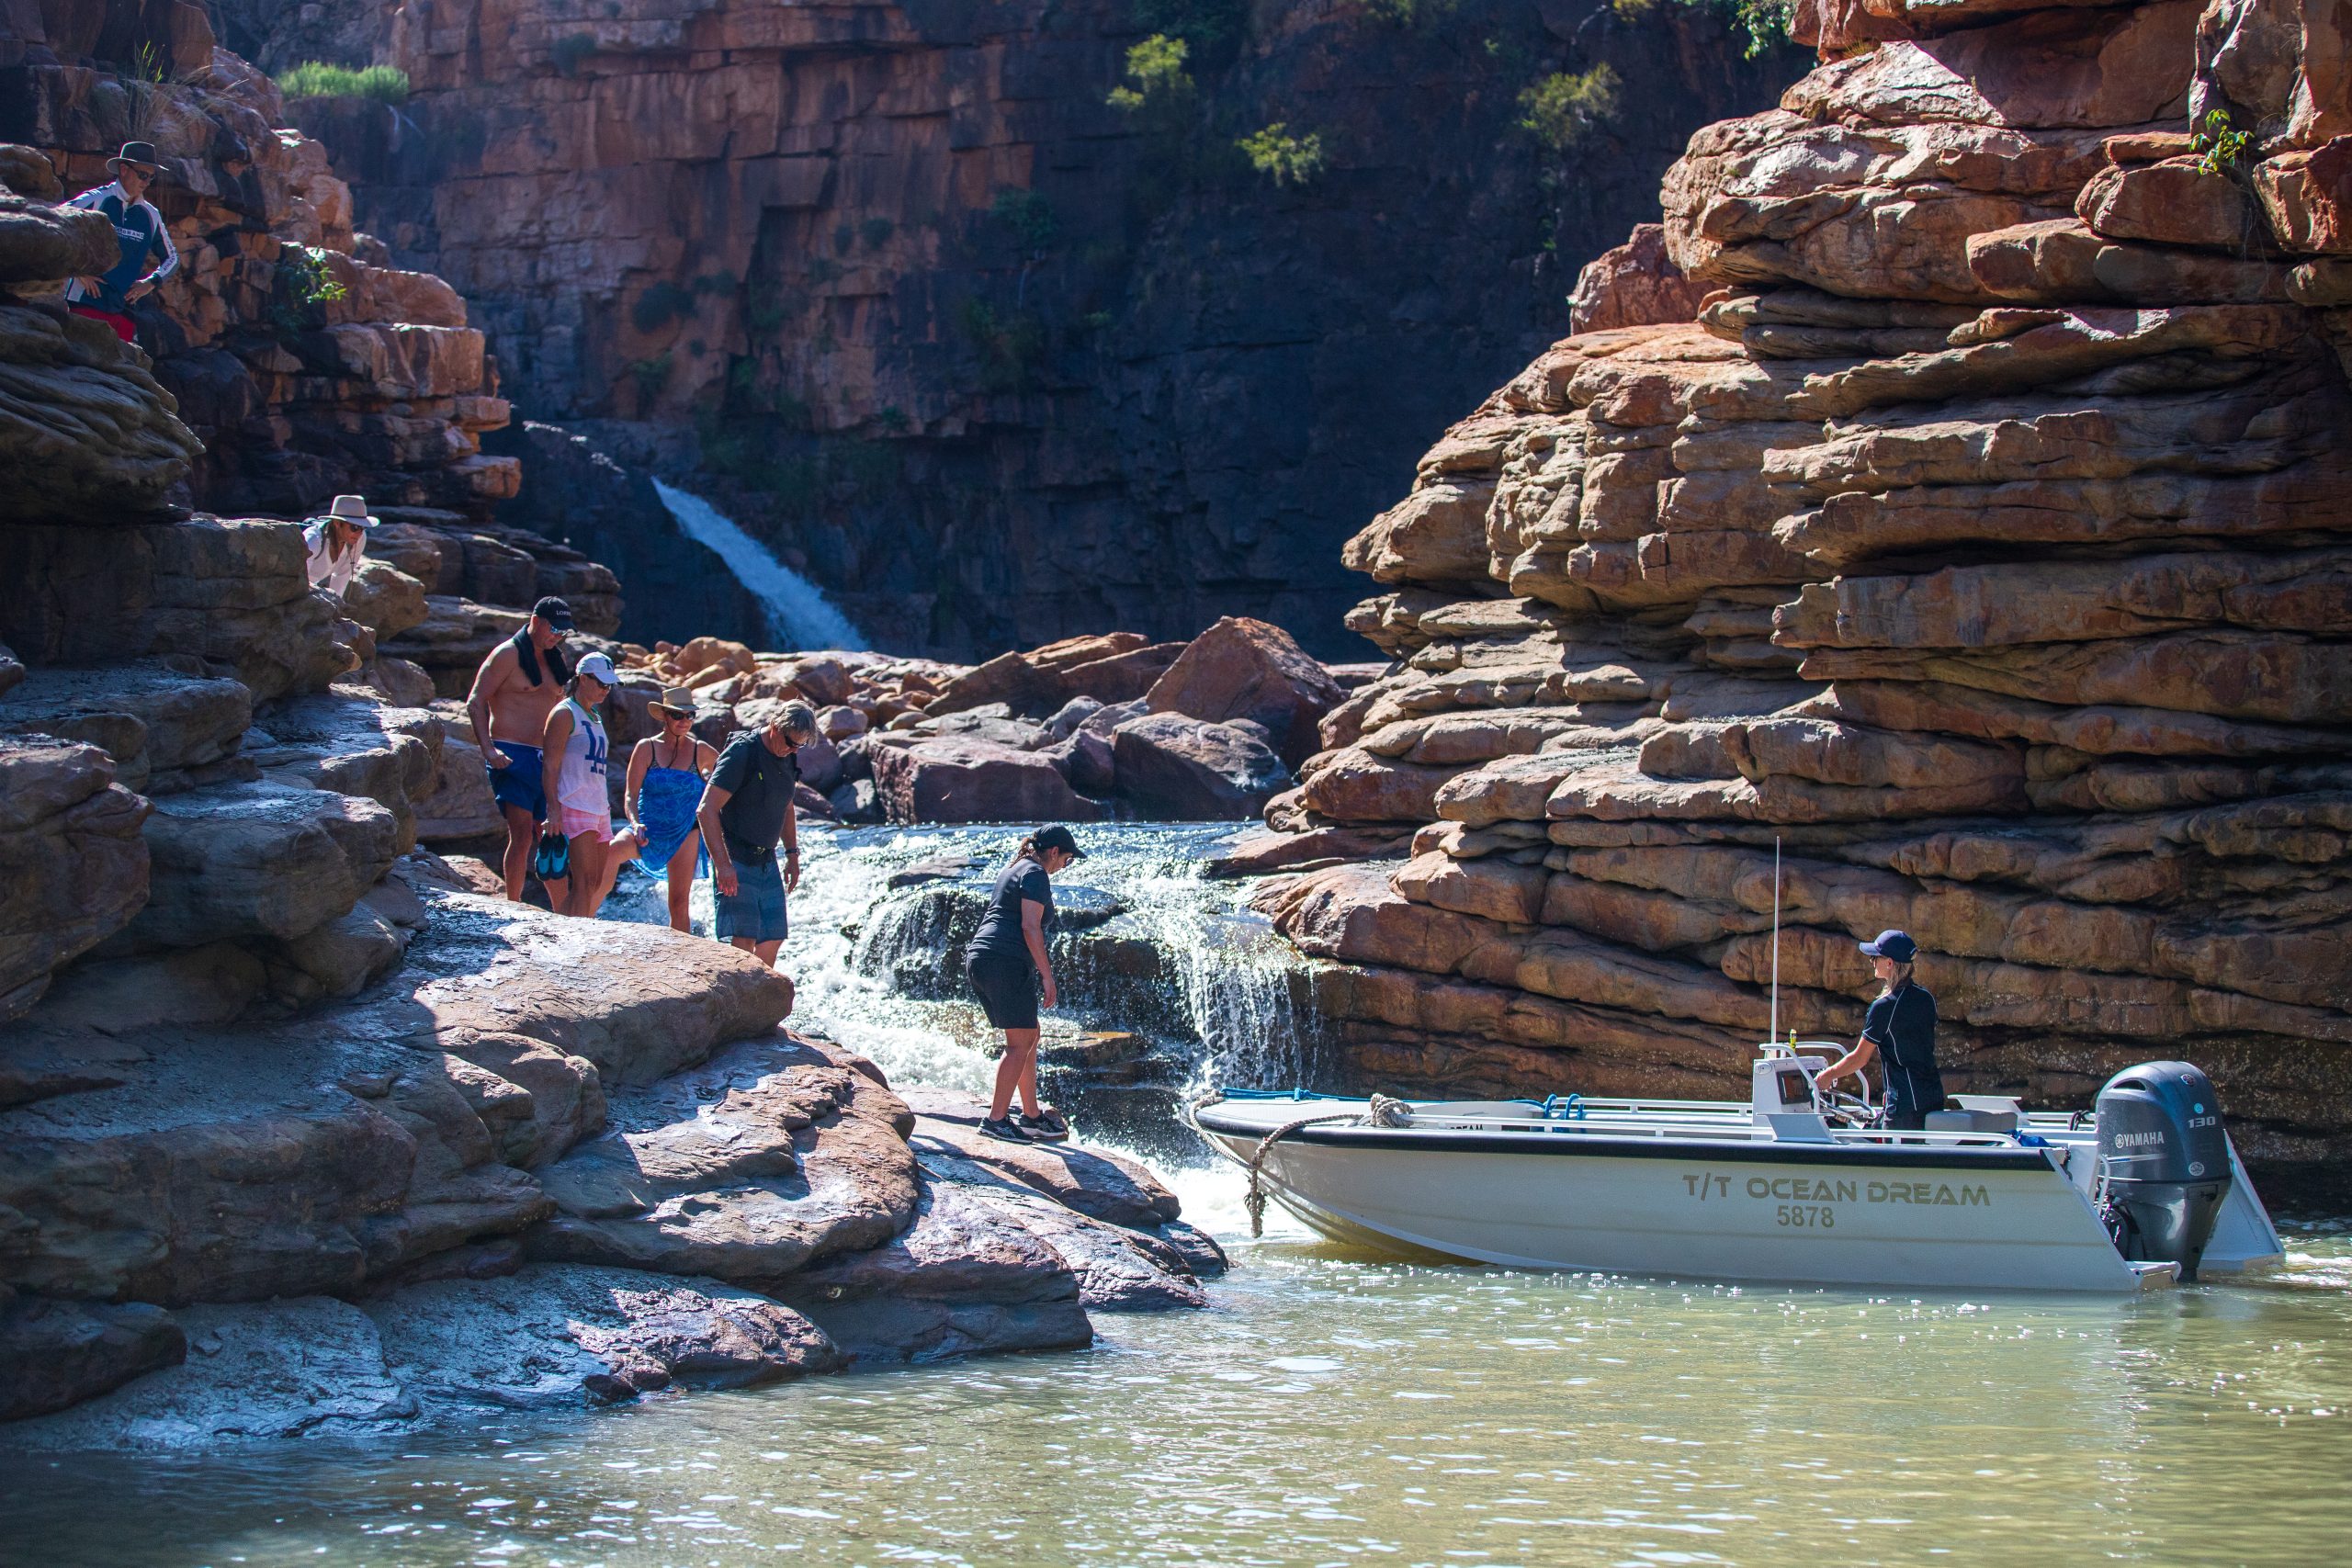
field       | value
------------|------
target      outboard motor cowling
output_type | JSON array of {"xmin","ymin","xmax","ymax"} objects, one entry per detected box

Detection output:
[{"xmin": 2095, "ymin": 1061, "xmax": 2233, "ymax": 1280}]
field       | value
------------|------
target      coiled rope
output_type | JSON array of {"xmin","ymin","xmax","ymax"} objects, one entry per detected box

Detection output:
[{"xmin": 1204, "ymin": 1090, "xmax": 1414, "ymax": 1238}]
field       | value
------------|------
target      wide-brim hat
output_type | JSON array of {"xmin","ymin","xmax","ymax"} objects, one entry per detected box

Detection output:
[
  {"xmin": 326, "ymin": 493, "xmax": 379, "ymax": 527},
  {"xmin": 650, "ymin": 687, "xmax": 697, "ymax": 719},
  {"xmin": 107, "ymin": 141, "xmax": 162, "ymax": 174}
]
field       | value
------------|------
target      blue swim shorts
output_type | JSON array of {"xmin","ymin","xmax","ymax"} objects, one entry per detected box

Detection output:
[
  {"xmin": 487, "ymin": 740, "xmax": 547, "ymax": 819},
  {"xmin": 714, "ymin": 852, "xmax": 788, "ymax": 944}
]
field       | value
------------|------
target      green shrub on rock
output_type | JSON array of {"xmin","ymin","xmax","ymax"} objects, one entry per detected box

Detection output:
[
  {"xmin": 278, "ymin": 62, "xmax": 411, "ymax": 103},
  {"xmin": 1517, "ymin": 64, "xmax": 1621, "ymax": 152},
  {"xmin": 1238, "ymin": 124, "xmax": 1326, "ymax": 187}
]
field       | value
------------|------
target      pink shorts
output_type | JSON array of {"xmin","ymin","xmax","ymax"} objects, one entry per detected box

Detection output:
[{"xmin": 552, "ymin": 801, "xmax": 614, "ymax": 842}]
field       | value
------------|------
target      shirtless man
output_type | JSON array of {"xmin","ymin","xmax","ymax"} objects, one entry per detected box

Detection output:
[{"xmin": 466, "ymin": 596, "xmax": 576, "ymax": 901}]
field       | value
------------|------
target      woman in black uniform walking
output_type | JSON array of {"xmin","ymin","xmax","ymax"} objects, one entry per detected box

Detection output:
[
  {"xmin": 966, "ymin": 826, "xmax": 1085, "ymax": 1144},
  {"xmin": 1820, "ymin": 929, "xmax": 1944, "ymax": 1130}
]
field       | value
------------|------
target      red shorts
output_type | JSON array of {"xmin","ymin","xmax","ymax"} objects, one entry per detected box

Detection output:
[{"xmin": 69, "ymin": 306, "xmax": 136, "ymax": 343}]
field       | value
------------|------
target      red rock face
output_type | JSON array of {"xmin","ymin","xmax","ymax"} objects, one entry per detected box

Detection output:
[
  {"xmin": 1273, "ymin": 0, "xmax": 2352, "ymax": 1184},
  {"xmin": 0, "ymin": 8, "xmax": 514, "ymax": 517},
  {"xmin": 273, "ymin": 0, "xmax": 1804, "ymax": 656}
]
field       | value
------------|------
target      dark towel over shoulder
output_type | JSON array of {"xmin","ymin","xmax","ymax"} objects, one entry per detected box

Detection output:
[{"xmin": 513, "ymin": 627, "xmax": 571, "ymax": 688}]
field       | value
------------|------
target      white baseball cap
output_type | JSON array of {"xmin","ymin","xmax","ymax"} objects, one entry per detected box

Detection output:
[{"xmin": 575, "ymin": 651, "xmax": 617, "ymax": 685}]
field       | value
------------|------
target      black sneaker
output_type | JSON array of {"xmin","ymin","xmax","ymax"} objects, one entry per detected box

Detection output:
[
  {"xmin": 1013, "ymin": 1110, "xmax": 1069, "ymax": 1143},
  {"xmin": 978, "ymin": 1115, "xmax": 1034, "ymax": 1144}
]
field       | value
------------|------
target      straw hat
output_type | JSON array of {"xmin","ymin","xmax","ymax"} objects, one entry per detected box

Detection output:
[{"xmin": 650, "ymin": 687, "xmax": 697, "ymax": 720}]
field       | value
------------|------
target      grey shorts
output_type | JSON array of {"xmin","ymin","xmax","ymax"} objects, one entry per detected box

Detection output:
[{"xmin": 715, "ymin": 853, "xmax": 788, "ymax": 944}]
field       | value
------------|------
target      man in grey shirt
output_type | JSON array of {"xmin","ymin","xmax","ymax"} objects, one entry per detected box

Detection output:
[{"xmin": 695, "ymin": 704, "xmax": 813, "ymax": 967}]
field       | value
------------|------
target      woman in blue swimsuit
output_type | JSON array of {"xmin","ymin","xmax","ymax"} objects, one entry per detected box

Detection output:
[{"xmin": 596, "ymin": 687, "xmax": 718, "ymax": 931}]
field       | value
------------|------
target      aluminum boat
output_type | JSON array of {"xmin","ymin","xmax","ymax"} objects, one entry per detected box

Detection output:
[{"xmin": 1190, "ymin": 1048, "xmax": 2284, "ymax": 1293}]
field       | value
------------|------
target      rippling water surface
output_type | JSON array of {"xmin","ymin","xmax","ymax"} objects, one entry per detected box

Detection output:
[{"xmin": 8, "ymin": 827, "xmax": 2347, "ymax": 1567}]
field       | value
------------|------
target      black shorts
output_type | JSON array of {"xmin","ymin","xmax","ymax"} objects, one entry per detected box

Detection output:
[{"xmin": 966, "ymin": 948, "xmax": 1039, "ymax": 1031}]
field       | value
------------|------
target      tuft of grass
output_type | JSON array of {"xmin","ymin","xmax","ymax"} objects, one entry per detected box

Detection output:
[
  {"xmin": 278, "ymin": 62, "xmax": 411, "ymax": 103},
  {"xmin": 1238, "ymin": 123, "xmax": 1325, "ymax": 186},
  {"xmin": 1517, "ymin": 64, "xmax": 1621, "ymax": 152}
]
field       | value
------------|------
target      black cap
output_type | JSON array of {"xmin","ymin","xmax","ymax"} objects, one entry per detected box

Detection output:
[
  {"xmin": 1859, "ymin": 929, "xmax": 1918, "ymax": 963},
  {"xmin": 1033, "ymin": 825, "xmax": 1085, "ymax": 861},
  {"xmin": 532, "ymin": 596, "xmax": 575, "ymax": 631}
]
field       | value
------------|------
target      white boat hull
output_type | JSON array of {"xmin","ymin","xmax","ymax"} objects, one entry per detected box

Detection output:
[{"xmin": 1193, "ymin": 1098, "xmax": 2281, "ymax": 1293}]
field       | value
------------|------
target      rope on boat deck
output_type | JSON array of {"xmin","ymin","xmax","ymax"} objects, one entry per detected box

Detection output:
[{"xmin": 1209, "ymin": 1091, "xmax": 1413, "ymax": 1238}]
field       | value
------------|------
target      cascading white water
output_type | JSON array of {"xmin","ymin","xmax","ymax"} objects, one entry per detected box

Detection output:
[
  {"xmin": 706, "ymin": 823, "xmax": 1330, "ymax": 1100},
  {"xmin": 650, "ymin": 478, "xmax": 868, "ymax": 651}
]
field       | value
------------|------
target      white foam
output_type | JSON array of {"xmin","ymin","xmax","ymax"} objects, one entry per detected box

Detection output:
[{"xmin": 651, "ymin": 478, "xmax": 867, "ymax": 651}]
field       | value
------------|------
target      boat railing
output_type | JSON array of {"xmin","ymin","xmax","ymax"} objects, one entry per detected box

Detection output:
[{"xmin": 1389, "ymin": 1108, "xmax": 2030, "ymax": 1150}]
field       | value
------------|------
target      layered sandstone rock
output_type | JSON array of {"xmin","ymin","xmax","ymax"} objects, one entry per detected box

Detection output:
[
  {"xmin": 0, "ymin": 12, "xmax": 514, "ymax": 516},
  {"xmin": 1270, "ymin": 0, "xmax": 2352, "ymax": 1185},
  {"xmin": 274, "ymin": 0, "xmax": 1799, "ymax": 657}
]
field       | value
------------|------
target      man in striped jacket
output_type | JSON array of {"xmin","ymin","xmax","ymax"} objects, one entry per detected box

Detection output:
[{"xmin": 62, "ymin": 141, "xmax": 179, "ymax": 344}]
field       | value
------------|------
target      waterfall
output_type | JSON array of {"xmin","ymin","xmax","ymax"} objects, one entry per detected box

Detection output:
[{"xmin": 651, "ymin": 478, "xmax": 868, "ymax": 651}]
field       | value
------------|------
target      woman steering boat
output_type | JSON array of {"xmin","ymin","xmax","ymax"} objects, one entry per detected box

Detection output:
[{"xmin": 1818, "ymin": 929, "xmax": 1943, "ymax": 1131}]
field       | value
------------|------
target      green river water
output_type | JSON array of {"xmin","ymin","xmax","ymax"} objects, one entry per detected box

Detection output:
[{"xmin": 6, "ymin": 828, "xmax": 2347, "ymax": 1567}]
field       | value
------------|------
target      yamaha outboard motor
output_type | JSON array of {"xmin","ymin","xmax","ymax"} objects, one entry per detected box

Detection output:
[{"xmin": 2095, "ymin": 1061, "xmax": 2233, "ymax": 1280}]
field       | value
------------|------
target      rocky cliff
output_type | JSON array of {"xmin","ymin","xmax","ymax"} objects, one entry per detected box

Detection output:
[
  {"xmin": 264, "ymin": 0, "xmax": 1802, "ymax": 658},
  {"xmin": 0, "ymin": 122, "xmax": 1219, "ymax": 1438},
  {"xmin": 0, "ymin": 0, "xmax": 514, "ymax": 516},
  {"xmin": 1261, "ymin": 0, "xmax": 2352, "ymax": 1191}
]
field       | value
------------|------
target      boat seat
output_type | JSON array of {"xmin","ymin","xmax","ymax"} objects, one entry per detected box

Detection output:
[{"xmin": 1926, "ymin": 1106, "xmax": 2020, "ymax": 1134}]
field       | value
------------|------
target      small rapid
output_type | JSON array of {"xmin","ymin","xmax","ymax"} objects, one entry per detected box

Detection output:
[{"xmin": 771, "ymin": 824, "xmax": 1330, "ymax": 1154}]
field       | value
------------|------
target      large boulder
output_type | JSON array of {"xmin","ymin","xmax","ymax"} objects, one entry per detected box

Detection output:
[
  {"xmin": 1569, "ymin": 223, "xmax": 1711, "ymax": 333},
  {"xmin": 0, "ymin": 1296, "xmax": 186, "ymax": 1422},
  {"xmin": 412, "ymin": 732, "xmax": 503, "ymax": 841},
  {"xmin": 0, "ymin": 518, "xmax": 347, "ymax": 702},
  {"xmin": 1112, "ymin": 714, "xmax": 1291, "ymax": 820},
  {"xmin": 124, "ymin": 779, "xmax": 402, "ymax": 949},
  {"xmin": 0, "ymin": 304, "xmax": 202, "ymax": 525},
  {"xmin": 0, "ymin": 661, "xmax": 253, "ymax": 795},
  {"xmin": 0, "ymin": 739, "xmax": 151, "ymax": 1022},
  {"xmin": 1146, "ymin": 616, "xmax": 1345, "ymax": 767},
  {"xmin": 869, "ymin": 737, "xmax": 1102, "ymax": 825},
  {"xmin": 922, "ymin": 650, "xmax": 1067, "ymax": 718}
]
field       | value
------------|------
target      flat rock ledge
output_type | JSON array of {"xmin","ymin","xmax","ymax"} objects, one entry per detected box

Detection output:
[{"xmin": 0, "ymin": 889, "xmax": 1220, "ymax": 1451}]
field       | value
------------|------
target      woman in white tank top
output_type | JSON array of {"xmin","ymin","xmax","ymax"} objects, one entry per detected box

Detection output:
[{"xmin": 540, "ymin": 651, "xmax": 618, "ymax": 917}]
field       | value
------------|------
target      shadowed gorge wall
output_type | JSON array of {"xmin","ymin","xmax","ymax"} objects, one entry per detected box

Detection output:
[{"xmin": 267, "ymin": 0, "xmax": 1803, "ymax": 657}]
